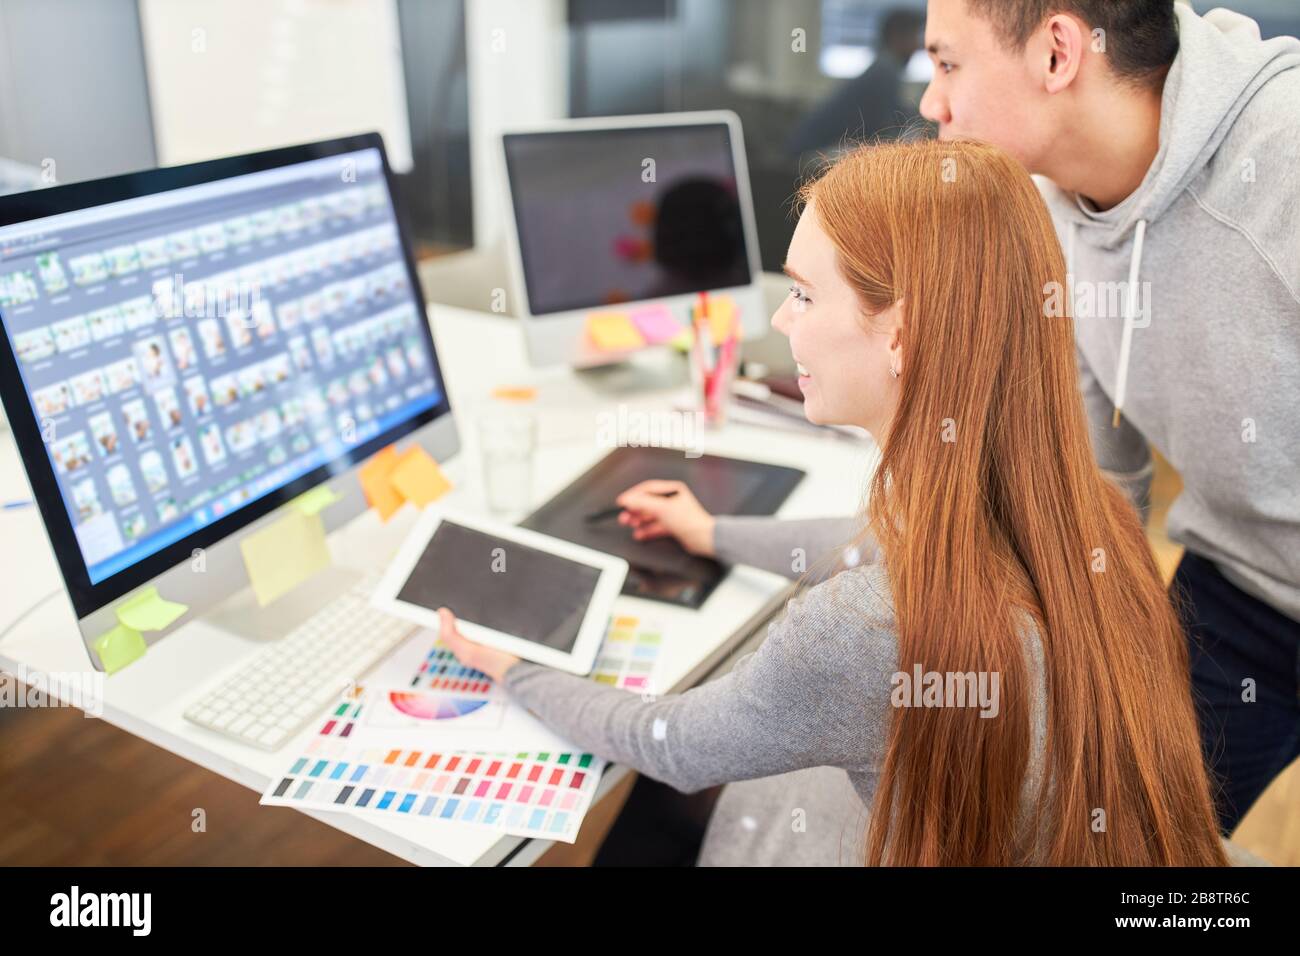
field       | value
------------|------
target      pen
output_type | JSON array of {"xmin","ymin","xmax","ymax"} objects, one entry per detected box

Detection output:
[
  {"xmin": 584, "ymin": 489, "xmax": 679, "ymax": 523},
  {"xmin": 698, "ymin": 291, "xmax": 716, "ymax": 372}
]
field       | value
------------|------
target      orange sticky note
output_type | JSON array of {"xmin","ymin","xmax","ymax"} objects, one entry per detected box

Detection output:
[
  {"xmin": 389, "ymin": 446, "xmax": 452, "ymax": 508},
  {"xmin": 359, "ymin": 445, "xmax": 403, "ymax": 521},
  {"xmin": 705, "ymin": 296, "xmax": 737, "ymax": 346},
  {"xmin": 587, "ymin": 312, "xmax": 644, "ymax": 352},
  {"xmin": 491, "ymin": 386, "xmax": 537, "ymax": 402}
]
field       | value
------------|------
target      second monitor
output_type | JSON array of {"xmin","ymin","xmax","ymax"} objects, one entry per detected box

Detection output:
[{"xmin": 501, "ymin": 111, "xmax": 767, "ymax": 367}]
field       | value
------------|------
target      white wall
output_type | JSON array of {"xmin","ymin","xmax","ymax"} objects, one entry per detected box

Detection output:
[
  {"xmin": 465, "ymin": 0, "xmax": 568, "ymax": 246},
  {"xmin": 0, "ymin": 0, "xmax": 156, "ymax": 183},
  {"xmin": 137, "ymin": 0, "xmax": 415, "ymax": 172}
]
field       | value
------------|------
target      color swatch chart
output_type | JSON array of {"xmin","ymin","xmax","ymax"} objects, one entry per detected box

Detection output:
[
  {"xmin": 261, "ymin": 736, "xmax": 604, "ymax": 843},
  {"xmin": 589, "ymin": 615, "xmax": 662, "ymax": 691},
  {"xmin": 408, "ymin": 642, "xmax": 493, "ymax": 694}
]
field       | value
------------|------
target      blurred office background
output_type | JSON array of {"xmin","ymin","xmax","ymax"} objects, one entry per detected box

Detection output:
[
  {"xmin": 0, "ymin": 0, "xmax": 1297, "ymax": 864},
  {"xmin": 1, "ymin": 0, "xmax": 1297, "ymax": 271}
]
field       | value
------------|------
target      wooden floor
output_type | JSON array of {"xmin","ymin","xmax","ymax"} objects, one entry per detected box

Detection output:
[
  {"xmin": 0, "ymin": 685, "xmax": 407, "ymax": 866},
  {"xmin": 1, "ymin": 455, "xmax": 1295, "ymax": 866}
]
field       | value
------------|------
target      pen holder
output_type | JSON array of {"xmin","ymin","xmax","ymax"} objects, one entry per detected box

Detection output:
[{"xmin": 689, "ymin": 331, "xmax": 738, "ymax": 428}]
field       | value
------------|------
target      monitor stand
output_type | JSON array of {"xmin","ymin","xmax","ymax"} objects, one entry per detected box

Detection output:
[
  {"xmin": 199, "ymin": 563, "xmax": 366, "ymax": 645},
  {"xmin": 573, "ymin": 347, "xmax": 689, "ymax": 396}
]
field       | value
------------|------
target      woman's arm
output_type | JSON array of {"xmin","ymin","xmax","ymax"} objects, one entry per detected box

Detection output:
[
  {"xmin": 712, "ymin": 515, "xmax": 874, "ymax": 583},
  {"xmin": 612, "ymin": 481, "xmax": 872, "ymax": 583},
  {"xmin": 501, "ymin": 568, "xmax": 896, "ymax": 794}
]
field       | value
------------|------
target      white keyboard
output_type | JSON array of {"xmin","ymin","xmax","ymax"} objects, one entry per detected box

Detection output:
[{"xmin": 183, "ymin": 576, "xmax": 417, "ymax": 751}]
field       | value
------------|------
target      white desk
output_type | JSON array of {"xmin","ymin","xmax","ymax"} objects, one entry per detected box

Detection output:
[{"xmin": 0, "ymin": 302, "xmax": 875, "ymax": 866}]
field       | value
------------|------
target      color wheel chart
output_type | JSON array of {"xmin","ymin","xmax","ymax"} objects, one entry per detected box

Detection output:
[
  {"xmin": 589, "ymin": 615, "xmax": 662, "ymax": 692},
  {"xmin": 321, "ymin": 691, "xmax": 508, "ymax": 739},
  {"xmin": 315, "ymin": 687, "xmax": 504, "ymax": 738},
  {"xmin": 398, "ymin": 641, "xmax": 497, "ymax": 722},
  {"xmin": 314, "ymin": 640, "xmax": 503, "ymax": 741},
  {"xmin": 389, "ymin": 691, "xmax": 488, "ymax": 721},
  {"xmin": 261, "ymin": 736, "xmax": 605, "ymax": 842}
]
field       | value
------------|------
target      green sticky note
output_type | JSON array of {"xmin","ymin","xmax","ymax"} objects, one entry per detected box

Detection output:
[
  {"xmin": 293, "ymin": 485, "xmax": 341, "ymax": 517},
  {"xmin": 116, "ymin": 586, "xmax": 187, "ymax": 632},
  {"xmin": 668, "ymin": 327, "xmax": 694, "ymax": 351},
  {"xmin": 93, "ymin": 624, "xmax": 147, "ymax": 675}
]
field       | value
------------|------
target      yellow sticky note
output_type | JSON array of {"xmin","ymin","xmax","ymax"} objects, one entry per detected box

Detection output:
[
  {"xmin": 705, "ymin": 296, "xmax": 737, "ymax": 346},
  {"xmin": 93, "ymin": 624, "xmax": 147, "ymax": 675},
  {"xmin": 240, "ymin": 510, "xmax": 331, "ymax": 607},
  {"xmin": 389, "ymin": 446, "xmax": 453, "ymax": 509},
  {"xmin": 359, "ymin": 445, "xmax": 404, "ymax": 521},
  {"xmin": 116, "ymin": 586, "xmax": 187, "ymax": 632},
  {"xmin": 587, "ymin": 312, "xmax": 644, "ymax": 352},
  {"xmin": 293, "ymin": 485, "xmax": 341, "ymax": 517}
]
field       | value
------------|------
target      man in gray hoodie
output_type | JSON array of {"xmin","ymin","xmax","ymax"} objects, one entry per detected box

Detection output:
[{"xmin": 919, "ymin": 0, "xmax": 1299, "ymax": 832}]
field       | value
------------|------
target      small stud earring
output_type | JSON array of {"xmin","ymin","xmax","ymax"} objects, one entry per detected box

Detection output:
[{"xmin": 889, "ymin": 363, "xmax": 899, "ymax": 379}]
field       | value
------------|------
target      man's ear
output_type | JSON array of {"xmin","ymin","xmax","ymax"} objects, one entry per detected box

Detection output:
[{"xmin": 1040, "ymin": 13, "xmax": 1086, "ymax": 95}]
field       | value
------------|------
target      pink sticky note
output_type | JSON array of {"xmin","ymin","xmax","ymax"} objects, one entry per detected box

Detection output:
[{"xmin": 631, "ymin": 305, "xmax": 684, "ymax": 345}]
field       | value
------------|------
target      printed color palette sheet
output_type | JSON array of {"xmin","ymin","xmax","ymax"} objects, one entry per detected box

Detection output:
[
  {"xmin": 262, "ymin": 735, "xmax": 604, "ymax": 842},
  {"xmin": 261, "ymin": 616, "xmax": 664, "ymax": 843},
  {"xmin": 590, "ymin": 615, "xmax": 662, "ymax": 691}
]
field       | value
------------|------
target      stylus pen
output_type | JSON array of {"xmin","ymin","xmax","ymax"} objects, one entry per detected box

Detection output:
[
  {"xmin": 2, "ymin": 499, "xmax": 33, "ymax": 511},
  {"xmin": 584, "ymin": 489, "xmax": 679, "ymax": 523}
]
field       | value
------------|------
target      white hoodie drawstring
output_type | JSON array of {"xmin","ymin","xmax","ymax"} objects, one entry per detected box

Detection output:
[
  {"xmin": 1066, "ymin": 220, "xmax": 1076, "ymax": 278},
  {"xmin": 1112, "ymin": 219, "xmax": 1147, "ymax": 427},
  {"xmin": 1068, "ymin": 218, "xmax": 1149, "ymax": 429}
]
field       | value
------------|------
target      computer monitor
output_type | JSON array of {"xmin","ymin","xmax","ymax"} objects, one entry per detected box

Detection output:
[
  {"xmin": 0, "ymin": 133, "xmax": 457, "ymax": 666},
  {"xmin": 500, "ymin": 111, "xmax": 766, "ymax": 367}
]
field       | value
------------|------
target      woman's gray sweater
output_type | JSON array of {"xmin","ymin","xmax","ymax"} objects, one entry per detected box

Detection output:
[{"xmin": 503, "ymin": 515, "xmax": 1048, "ymax": 865}]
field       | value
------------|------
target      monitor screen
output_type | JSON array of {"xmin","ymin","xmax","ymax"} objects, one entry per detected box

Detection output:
[
  {"xmin": 503, "ymin": 122, "xmax": 752, "ymax": 316},
  {"xmin": 0, "ymin": 141, "xmax": 445, "ymax": 603}
]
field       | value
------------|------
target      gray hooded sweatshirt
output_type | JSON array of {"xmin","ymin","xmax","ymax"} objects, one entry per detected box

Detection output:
[{"xmin": 1036, "ymin": 4, "xmax": 1300, "ymax": 622}]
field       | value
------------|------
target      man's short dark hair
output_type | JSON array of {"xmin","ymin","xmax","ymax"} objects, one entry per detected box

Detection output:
[{"xmin": 966, "ymin": 0, "xmax": 1179, "ymax": 87}]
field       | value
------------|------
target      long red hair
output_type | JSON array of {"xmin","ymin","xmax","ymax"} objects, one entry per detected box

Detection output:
[{"xmin": 800, "ymin": 139, "xmax": 1224, "ymax": 865}]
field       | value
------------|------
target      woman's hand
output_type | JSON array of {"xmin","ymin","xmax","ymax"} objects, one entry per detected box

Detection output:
[
  {"xmin": 437, "ymin": 607, "xmax": 521, "ymax": 684},
  {"xmin": 615, "ymin": 479, "xmax": 716, "ymax": 557}
]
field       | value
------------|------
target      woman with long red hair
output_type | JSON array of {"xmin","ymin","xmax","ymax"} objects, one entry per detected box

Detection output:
[{"xmin": 441, "ymin": 138, "xmax": 1226, "ymax": 866}]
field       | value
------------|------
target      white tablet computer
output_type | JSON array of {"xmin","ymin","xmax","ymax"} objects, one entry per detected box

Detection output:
[{"xmin": 372, "ymin": 507, "xmax": 628, "ymax": 675}]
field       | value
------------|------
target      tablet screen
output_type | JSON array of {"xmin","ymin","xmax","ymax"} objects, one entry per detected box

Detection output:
[{"xmin": 394, "ymin": 520, "xmax": 602, "ymax": 652}]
